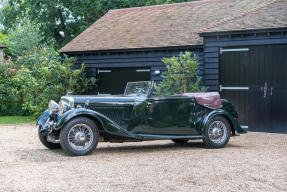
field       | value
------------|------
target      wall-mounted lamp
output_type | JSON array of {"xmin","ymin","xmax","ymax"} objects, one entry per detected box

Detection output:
[{"xmin": 154, "ymin": 70, "xmax": 161, "ymax": 75}]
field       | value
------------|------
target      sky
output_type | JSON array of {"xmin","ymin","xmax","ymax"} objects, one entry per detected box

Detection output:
[{"xmin": 0, "ymin": 0, "xmax": 8, "ymax": 29}]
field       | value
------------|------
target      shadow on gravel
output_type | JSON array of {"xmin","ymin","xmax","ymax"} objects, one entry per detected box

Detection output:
[
  {"xmin": 15, "ymin": 141, "xmax": 244, "ymax": 161},
  {"xmin": 16, "ymin": 141, "xmax": 206, "ymax": 161},
  {"xmin": 93, "ymin": 141, "xmax": 206, "ymax": 155},
  {"xmin": 93, "ymin": 141, "xmax": 245, "ymax": 155},
  {"xmin": 225, "ymin": 143, "xmax": 245, "ymax": 148},
  {"xmin": 14, "ymin": 148, "xmax": 66, "ymax": 162}
]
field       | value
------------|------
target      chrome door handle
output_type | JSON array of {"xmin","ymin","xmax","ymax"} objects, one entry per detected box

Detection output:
[{"xmin": 263, "ymin": 82, "xmax": 267, "ymax": 98}]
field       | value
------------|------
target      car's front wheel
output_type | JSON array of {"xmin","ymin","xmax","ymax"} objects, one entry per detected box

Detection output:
[
  {"xmin": 203, "ymin": 115, "xmax": 231, "ymax": 148},
  {"xmin": 38, "ymin": 126, "xmax": 61, "ymax": 149},
  {"xmin": 60, "ymin": 117, "xmax": 99, "ymax": 156}
]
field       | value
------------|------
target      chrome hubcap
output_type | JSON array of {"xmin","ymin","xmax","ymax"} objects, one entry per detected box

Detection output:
[
  {"xmin": 68, "ymin": 124, "xmax": 93, "ymax": 151},
  {"xmin": 208, "ymin": 121, "xmax": 227, "ymax": 143},
  {"xmin": 75, "ymin": 132, "xmax": 86, "ymax": 142}
]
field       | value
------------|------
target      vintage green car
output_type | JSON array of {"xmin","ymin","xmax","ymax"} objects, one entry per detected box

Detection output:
[{"xmin": 37, "ymin": 81, "xmax": 246, "ymax": 156}]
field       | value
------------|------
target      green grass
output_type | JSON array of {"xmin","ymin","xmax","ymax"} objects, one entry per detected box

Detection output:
[{"xmin": 0, "ymin": 116, "xmax": 36, "ymax": 124}]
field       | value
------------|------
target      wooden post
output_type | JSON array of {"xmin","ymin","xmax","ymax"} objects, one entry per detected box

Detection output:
[
  {"xmin": 20, "ymin": 93, "xmax": 24, "ymax": 104},
  {"xmin": 184, "ymin": 78, "xmax": 189, "ymax": 93}
]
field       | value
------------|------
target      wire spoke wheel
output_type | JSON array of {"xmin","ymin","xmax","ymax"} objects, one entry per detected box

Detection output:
[
  {"xmin": 208, "ymin": 121, "xmax": 227, "ymax": 144},
  {"xmin": 68, "ymin": 124, "xmax": 94, "ymax": 151}
]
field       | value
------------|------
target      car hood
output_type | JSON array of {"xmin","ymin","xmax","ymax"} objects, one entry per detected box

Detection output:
[{"xmin": 61, "ymin": 95, "xmax": 146, "ymax": 106}]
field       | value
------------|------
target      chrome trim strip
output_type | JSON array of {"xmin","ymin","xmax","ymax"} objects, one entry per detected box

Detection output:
[
  {"xmin": 241, "ymin": 125, "xmax": 249, "ymax": 129},
  {"xmin": 220, "ymin": 48, "xmax": 249, "ymax": 54}
]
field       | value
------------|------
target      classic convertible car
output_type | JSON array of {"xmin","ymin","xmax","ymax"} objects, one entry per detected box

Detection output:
[{"xmin": 37, "ymin": 81, "xmax": 246, "ymax": 156}]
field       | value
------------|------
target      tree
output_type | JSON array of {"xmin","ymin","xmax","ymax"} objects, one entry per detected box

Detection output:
[
  {"xmin": 2, "ymin": 20, "xmax": 47, "ymax": 60},
  {"xmin": 0, "ymin": 0, "xmax": 196, "ymax": 47},
  {"xmin": 0, "ymin": 20, "xmax": 96, "ymax": 117},
  {"xmin": 11, "ymin": 47, "xmax": 96, "ymax": 117},
  {"xmin": 155, "ymin": 51, "xmax": 206, "ymax": 96},
  {"xmin": 0, "ymin": 59, "xmax": 26, "ymax": 116}
]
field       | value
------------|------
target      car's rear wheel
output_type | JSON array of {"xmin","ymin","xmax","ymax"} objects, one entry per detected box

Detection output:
[
  {"xmin": 203, "ymin": 116, "xmax": 231, "ymax": 148},
  {"xmin": 38, "ymin": 126, "xmax": 61, "ymax": 149},
  {"xmin": 60, "ymin": 117, "xmax": 99, "ymax": 156},
  {"xmin": 172, "ymin": 139, "xmax": 188, "ymax": 144}
]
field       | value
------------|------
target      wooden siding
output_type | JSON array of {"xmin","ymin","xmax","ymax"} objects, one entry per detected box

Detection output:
[
  {"xmin": 66, "ymin": 47, "xmax": 203, "ymax": 84},
  {"xmin": 202, "ymin": 29, "xmax": 287, "ymax": 91}
]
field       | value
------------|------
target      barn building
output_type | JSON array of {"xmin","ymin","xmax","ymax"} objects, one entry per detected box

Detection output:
[{"xmin": 60, "ymin": 0, "xmax": 287, "ymax": 133}]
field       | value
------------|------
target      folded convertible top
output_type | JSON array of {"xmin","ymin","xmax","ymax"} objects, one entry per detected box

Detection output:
[{"xmin": 177, "ymin": 92, "xmax": 222, "ymax": 109}]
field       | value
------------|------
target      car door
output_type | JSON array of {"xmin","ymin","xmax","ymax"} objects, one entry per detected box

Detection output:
[{"xmin": 137, "ymin": 96, "xmax": 200, "ymax": 135}]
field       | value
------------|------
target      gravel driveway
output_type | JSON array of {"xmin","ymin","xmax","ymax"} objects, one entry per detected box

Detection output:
[{"xmin": 0, "ymin": 124, "xmax": 286, "ymax": 192}]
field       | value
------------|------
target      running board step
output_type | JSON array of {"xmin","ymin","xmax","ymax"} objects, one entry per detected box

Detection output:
[{"xmin": 136, "ymin": 134, "xmax": 202, "ymax": 140}]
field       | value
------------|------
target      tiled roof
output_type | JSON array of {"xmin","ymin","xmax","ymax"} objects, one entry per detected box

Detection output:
[
  {"xmin": 200, "ymin": 0, "xmax": 287, "ymax": 33},
  {"xmin": 60, "ymin": 0, "xmax": 278, "ymax": 52}
]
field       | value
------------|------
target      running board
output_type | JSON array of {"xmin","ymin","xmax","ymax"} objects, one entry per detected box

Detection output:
[{"xmin": 136, "ymin": 134, "xmax": 202, "ymax": 140}]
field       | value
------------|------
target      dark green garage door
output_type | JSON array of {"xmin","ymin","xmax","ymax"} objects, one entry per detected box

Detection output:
[
  {"xmin": 220, "ymin": 44, "xmax": 287, "ymax": 133},
  {"xmin": 97, "ymin": 68, "xmax": 151, "ymax": 95}
]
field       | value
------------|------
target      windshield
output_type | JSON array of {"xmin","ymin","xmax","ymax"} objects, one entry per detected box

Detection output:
[{"xmin": 124, "ymin": 81, "xmax": 153, "ymax": 96}]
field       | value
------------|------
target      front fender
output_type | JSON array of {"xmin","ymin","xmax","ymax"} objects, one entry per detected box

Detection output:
[
  {"xmin": 36, "ymin": 110, "xmax": 51, "ymax": 133},
  {"xmin": 201, "ymin": 109, "xmax": 247, "ymax": 134},
  {"xmin": 37, "ymin": 110, "xmax": 49, "ymax": 127},
  {"xmin": 56, "ymin": 108, "xmax": 141, "ymax": 139}
]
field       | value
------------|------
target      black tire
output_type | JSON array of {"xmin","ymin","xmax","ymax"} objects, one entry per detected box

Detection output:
[
  {"xmin": 60, "ymin": 117, "xmax": 99, "ymax": 156},
  {"xmin": 172, "ymin": 139, "xmax": 188, "ymax": 144},
  {"xmin": 38, "ymin": 126, "xmax": 61, "ymax": 149},
  {"xmin": 203, "ymin": 116, "xmax": 231, "ymax": 149}
]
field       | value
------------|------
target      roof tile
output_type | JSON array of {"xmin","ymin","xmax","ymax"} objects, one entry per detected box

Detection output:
[
  {"xmin": 200, "ymin": 0, "xmax": 287, "ymax": 33},
  {"xmin": 60, "ymin": 0, "xmax": 280, "ymax": 52}
]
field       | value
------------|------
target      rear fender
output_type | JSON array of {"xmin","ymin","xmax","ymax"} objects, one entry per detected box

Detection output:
[
  {"xmin": 201, "ymin": 109, "xmax": 247, "ymax": 135},
  {"xmin": 56, "ymin": 108, "xmax": 141, "ymax": 139}
]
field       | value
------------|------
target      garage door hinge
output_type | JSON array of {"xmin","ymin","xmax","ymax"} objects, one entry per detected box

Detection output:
[
  {"xmin": 219, "ymin": 85, "xmax": 249, "ymax": 92},
  {"xmin": 220, "ymin": 48, "xmax": 249, "ymax": 54},
  {"xmin": 98, "ymin": 69, "xmax": 111, "ymax": 74},
  {"xmin": 136, "ymin": 69, "xmax": 150, "ymax": 72}
]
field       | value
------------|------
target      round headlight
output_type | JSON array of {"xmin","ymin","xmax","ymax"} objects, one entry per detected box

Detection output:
[
  {"xmin": 48, "ymin": 100, "xmax": 59, "ymax": 112},
  {"xmin": 58, "ymin": 100, "xmax": 70, "ymax": 116}
]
